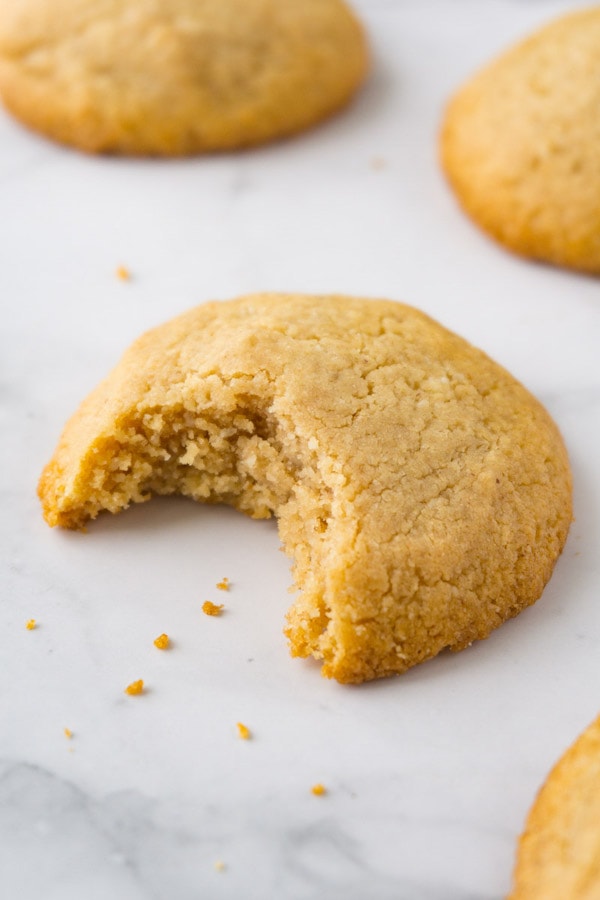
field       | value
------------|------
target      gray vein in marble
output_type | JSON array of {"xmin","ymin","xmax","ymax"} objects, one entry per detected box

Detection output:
[{"xmin": 0, "ymin": 760, "xmax": 504, "ymax": 900}]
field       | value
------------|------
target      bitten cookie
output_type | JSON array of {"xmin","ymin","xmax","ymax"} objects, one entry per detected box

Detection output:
[
  {"xmin": 441, "ymin": 8, "xmax": 600, "ymax": 274},
  {"xmin": 509, "ymin": 715, "xmax": 600, "ymax": 900},
  {"xmin": 38, "ymin": 294, "xmax": 572, "ymax": 683},
  {"xmin": 0, "ymin": 0, "xmax": 368, "ymax": 155}
]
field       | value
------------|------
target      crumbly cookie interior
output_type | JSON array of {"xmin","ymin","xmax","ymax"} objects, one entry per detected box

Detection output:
[
  {"xmin": 70, "ymin": 401, "xmax": 298, "ymax": 523},
  {"xmin": 42, "ymin": 385, "xmax": 338, "ymax": 670}
]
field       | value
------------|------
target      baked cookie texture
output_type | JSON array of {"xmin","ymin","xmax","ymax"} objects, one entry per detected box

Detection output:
[
  {"xmin": 0, "ymin": 0, "xmax": 367, "ymax": 155},
  {"xmin": 441, "ymin": 7, "xmax": 600, "ymax": 274},
  {"xmin": 509, "ymin": 715, "xmax": 600, "ymax": 900},
  {"xmin": 38, "ymin": 294, "xmax": 572, "ymax": 683}
]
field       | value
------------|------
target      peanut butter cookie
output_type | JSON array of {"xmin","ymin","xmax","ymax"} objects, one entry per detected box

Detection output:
[
  {"xmin": 510, "ymin": 715, "xmax": 600, "ymax": 900},
  {"xmin": 0, "ymin": 0, "xmax": 368, "ymax": 155},
  {"xmin": 441, "ymin": 8, "xmax": 600, "ymax": 274},
  {"xmin": 39, "ymin": 294, "xmax": 572, "ymax": 683}
]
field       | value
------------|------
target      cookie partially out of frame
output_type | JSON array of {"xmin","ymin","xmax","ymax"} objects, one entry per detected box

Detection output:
[
  {"xmin": 0, "ymin": 0, "xmax": 368, "ymax": 156},
  {"xmin": 38, "ymin": 294, "xmax": 572, "ymax": 683},
  {"xmin": 509, "ymin": 715, "xmax": 600, "ymax": 900},
  {"xmin": 441, "ymin": 8, "xmax": 600, "ymax": 274}
]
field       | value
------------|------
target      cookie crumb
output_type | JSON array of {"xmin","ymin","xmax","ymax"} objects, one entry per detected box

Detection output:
[
  {"xmin": 216, "ymin": 577, "xmax": 230, "ymax": 591},
  {"xmin": 116, "ymin": 265, "xmax": 131, "ymax": 281},
  {"xmin": 236, "ymin": 722, "xmax": 251, "ymax": 740},
  {"xmin": 214, "ymin": 861, "xmax": 226, "ymax": 872},
  {"xmin": 25, "ymin": 619, "xmax": 36, "ymax": 630},
  {"xmin": 125, "ymin": 679, "xmax": 144, "ymax": 696},
  {"xmin": 64, "ymin": 728, "xmax": 73, "ymax": 739},
  {"xmin": 202, "ymin": 601, "xmax": 224, "ymax": 617},
  {"xmin": 153, "ymin": 633, "xmax": 170, "ymax": 650},
  {"xmin": 370, "ymin": 156, "xmax": 387, "ymax": 171},
  {"xmin": 311, "ymin": 783, "xmax": 326, "ymax": 796}
]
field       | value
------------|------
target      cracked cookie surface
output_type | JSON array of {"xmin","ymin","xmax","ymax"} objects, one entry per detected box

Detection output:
[
  {"xmin": 510, "ymin": 715, "xmax": 600, "ymax": 900},
  {"xmin": 38, "ymin": 293, "xmax": 572, "ymax": 683},
  {"xmin": 441, "ymin": 8, "xmax": 600, "ymax": 274},
  {"xmin": 0, "ymin": 0, "xmax": 367, "ymax": 155}
]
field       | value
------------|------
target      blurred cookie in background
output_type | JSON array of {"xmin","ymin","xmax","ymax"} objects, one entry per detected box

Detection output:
[
  {"xmin": 441, "ymin": 8, "xmax": 600, "ymax": 275},
  {"xmin": 0, "ymin": 0, "xmax": 368, "ymax": 155},
  {"xmin": 509, "ymin": 715, "xmax": 600, "ymax": 900}
]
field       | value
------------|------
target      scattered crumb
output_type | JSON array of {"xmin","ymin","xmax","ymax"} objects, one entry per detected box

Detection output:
[
  {"xmin": 236, "ymin": 722, "xmax": 251, "ymax": 740},
  {"xmin": 214, "ymin": 861, "xmax": 226, "ymax": 872},
  {"xmin": 202, "ymin": 601, "xmax": 224, "ymax": 617},
  {"xmin": 64, "ymin": 728, "xmax": 73, "ymax": 739},
  {"xmin": 370, "ymin": 156, "xmax": 387, "ymax": 171},
  {"xmin": 25, "ymin": 619, "xmax": 36, "ymax": 630},
  {"xmin": 116, "ymin": 265, "xmax": 131, "ymax": 281},
  {"xmin": 216, "ymin": 577, "xmax": 230, "ymax": 591},
  {"xmin": 153, "ymin": 633, "xmax": 170, "ymax": 650},
  {"xmin": 311, "ymin": 783, "xmax": 327, "ymax": 796},
  {"xmin": 125, "ymin": 679, "xmax": 144, "ymax": 696}
]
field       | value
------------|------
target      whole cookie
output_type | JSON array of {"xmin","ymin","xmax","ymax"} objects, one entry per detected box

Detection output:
[
  {"xmin": 39, "ymin": 294, "xmax": 572, "ymax": 683},
  {"xmin": 510, "ymin": 715, "xmax": 600, "ymax": 900},
  {"xmin": 0, "ymin": 0, "xmax": 368, "ymax": 155},
  {"xmin": 441, "ymin": 8, "xmax": 600, "ymax": 274}
]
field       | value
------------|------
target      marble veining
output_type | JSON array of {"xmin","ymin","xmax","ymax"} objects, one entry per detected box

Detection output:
[
  {"xmin": 1, "ymin": 1, "xmax": 599, "ymax": 898},
  {"xmin": 0, "ymin": 760, "xmax": 508, "ymax": 900}
]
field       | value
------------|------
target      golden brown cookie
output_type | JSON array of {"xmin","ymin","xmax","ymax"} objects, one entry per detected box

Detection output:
[
  {"xmin": 38, "ymin": 294, "xmax": 572, "ymax": 683},
  {"xmin": 0, "ymin": 0, "xmax": 368, "ymax": 156},
  {"xmin": 441, "ymin": 8, "xmax": 600, "ymax": 274},
  {"xmin": 509, "ymin": 715, "xmax": 600, "ymax": 900}
]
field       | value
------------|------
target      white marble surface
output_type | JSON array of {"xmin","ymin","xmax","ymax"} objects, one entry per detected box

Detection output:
[{"xmin": 1, "ymin": 1, "xmax": 599, "ymax": 897}]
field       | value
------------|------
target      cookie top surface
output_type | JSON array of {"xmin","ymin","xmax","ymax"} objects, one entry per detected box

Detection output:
[
  {"xmin": 0, "ymin": 0, "xmax": 367, "ymax": 155},
  {"xmin": 510, "ymin": 715, "xmax": 600, "ymax": 900},
  {"xmin": 441, "ymin": 7, "xmax": 600, "ymax": 274},
  {"xmin": 39, "ymin": 294, "xmax": 572, "ymax": 682}
]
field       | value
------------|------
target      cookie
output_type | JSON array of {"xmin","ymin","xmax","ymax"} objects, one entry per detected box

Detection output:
[
  {"xmin": 0, "ymin": 0, "xmax": 367, "ymax": 156},
  {"xmin": 38, "ymin": 294, "xmax": 572, "ymax": 683},
  {"xmin": 509, "ymin": 715, "xmax": 600, "ymax": 899},
  {"xmin": 441, "ymin": 8, "xmax": 600, "ymax": 274}
]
